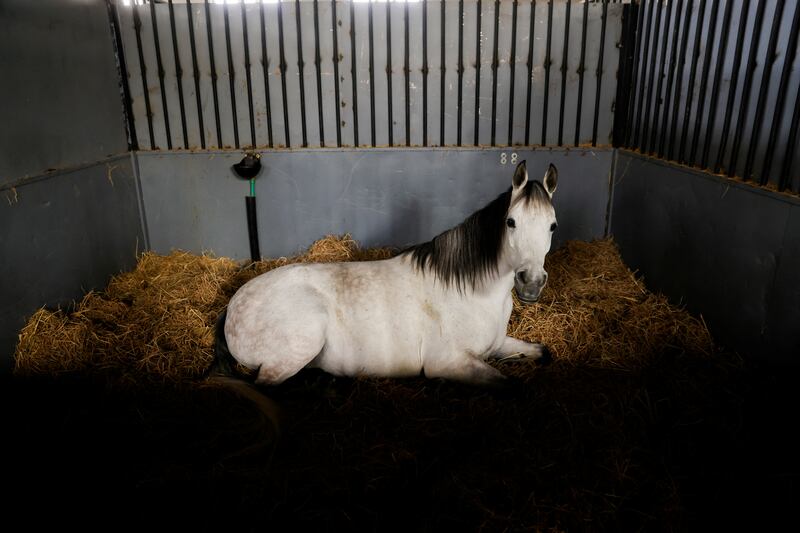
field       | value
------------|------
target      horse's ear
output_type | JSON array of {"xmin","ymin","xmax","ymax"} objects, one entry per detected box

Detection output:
[
  {"xmin": 511, "ymin": 160, "xmax": 528, "ymax": 193},
  {"xmin": 543, "ymin": 163, "xmax": 558, "ymax": 197}
]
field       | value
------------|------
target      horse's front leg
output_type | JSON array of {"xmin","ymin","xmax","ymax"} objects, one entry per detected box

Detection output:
[{"xmin": 490, "ymin": 336, "xmax": 552, "ymax": 364}]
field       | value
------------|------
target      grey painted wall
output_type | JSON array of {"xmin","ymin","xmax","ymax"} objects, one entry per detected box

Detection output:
[
  {"xmin": 611, "ymin": 150, "xmax": 800, "ymax": 363},
  {"xmin": 0, "ymin": 157, "xmax": 144, "ymax": 371},
  {"xmin": 136, "ymin": 147, "xmax": 613, "ymax": 260},
  {"xmin": 0, "ymin": 0, "xmax": 128, "ymax": 185}
]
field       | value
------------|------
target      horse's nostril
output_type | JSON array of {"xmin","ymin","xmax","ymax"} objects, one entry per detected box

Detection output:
[{"xmin": 516, "ymin": 270, "xmax": 528, "ymax": 283}]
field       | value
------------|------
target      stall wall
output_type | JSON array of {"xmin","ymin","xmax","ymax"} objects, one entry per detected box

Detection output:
[
  {"xmin": 0, "ymin": 0, "xmax": 141, "ymax": 371},
  {"xmin": 611, "ymin": 150, "xmax": 800, "ymax": 363},
  {"xmin": 135, "ymin": 147, "xmax": 614, "ymax": 260}
]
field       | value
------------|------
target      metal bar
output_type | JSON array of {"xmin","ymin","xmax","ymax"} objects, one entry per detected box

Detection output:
[
  {"xmin": 779, "ymin": 85, "xmax": 800, "ymax": 191},
  {"xmin": 457, "ymin": 0, "xmax": 464, "ymax": 146},
  {"xmin": 666, "ymin": 0, "xmax": 693, "ymax": 160},
  {"xmin": 624, "ymin": 0, "xmax": 647, "ymax": 147},
  {"xmin": 240, "ymin": 0, "xmax": 256, "ymax": 148},
  {"xmin": 728, "ymin": 0, "xmax": 766, "ymax": 176},
  {"xmin": 761, "ymin": 0, "xmax": 800, "ymax": 185},
  {"xmin": 186, "ymin": 0, "xmax": 206, "ymax": 149},
  {"xmin": 632, "ymin": 0, "xmax": 655, "ymax": 149},
  {"xmin": 203, "ymin": 0, "xmax": 222, "ymax": 147},
  {"xmin": 294, "ymin": 0, "xmax": 308, "ymax": 147},
  {"xmin": 592, "ymin": 0, "xmax": 608, "ymax": 146},
  {"xmin": 313, "ymin": 0, "xmax": 325, "ymax": 146},
  {"xmin": 259, "ymin": 1, "xmax": 273, "ymax": 148},
  {"xmin": 349, "ymin": 0, "xmax": 359, "ymax": 146},
  {"xmin": 743, "ymin": 0, "xmax": 786, "ymax": 182},
  {"xmin": 278, "ymin": 0, "xmax": 290, "ymax": 146},
  {"xmin": 639, "ymin": 0, "xmax": 664, "ymax": 154},
  {"xmin": 405, "ymin": 1, "xmax": 410, "ymax": 146},
  {"xmin": 387, "ymin": 3, "xmax": 394, "ymax": 146},
  {"xmin": 714, "ymin": 0, "xmax": 751, "ymax": 172},
  {"xmin": 167, "ymin": 0, "xmax": 188, "ymax": 148},
  {"xmin": 688, "ymin": 0, "xmax": 721, "ymax": 166},
  {"xmin": 474, "ymin": 0, "xmax": 483, "ymax": 146},
  {"xmin": 149, "ymin": 0, "xmax": 173, "ymax": 149},
  {"xmin": 557, "ymin": 0, "xmax": 570, "ymax": 146},
  {"xmin": 440, "ymin": 0, "xmax": 445, "ymax": 146},
  {"xmin": 507, "ymin": 0, "xmax": 519, "ymax": 146},
  {"xmin": 331, "ymin": 0, "xmax": 342, "ymax": 147},
  {"xmin": 524, "ymin": 0, "xmax": 536, "ymax": 146},
  {"xmin": 106, "ymin": 0, "xmax": 138, "ymax": 150},
  {"xmin": 700, "ymin": 0, "xmax": 734, "ymax": 169},
  {"xmin": 612, "ymin": 0, "xmax": 638, "ymax": 148},
  {"xmin": 368, "ymin": 1, "xmax": 376, "ymax": 146},
  {"xmin": 222, "ymin": 3, "xmax": 239, "ymax": 148},
  {"xmin": 677, "ymin": 0, "xmax": 706, "ymax": 162},
  {"xmin": 491, "ymin": 0, "xmax": 500, "ymax": 146},
  {"xmin": 542, "ymin": 0, "xmax": 553, "ymax": 145},
  {"xmin": 574, "ymin": 0, "xmax": 588, "ymax": 147},
  {"xmin": 423, "ymin": 0, "xmax": 429, "ymax": 147},
  {"xmin": 648, "ymin": 0, "xmax": 675, "ymax": 154}
]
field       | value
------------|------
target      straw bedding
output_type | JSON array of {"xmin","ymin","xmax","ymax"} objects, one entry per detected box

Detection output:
[{"xmin": 12, "ymin": 236, "xmax": 764, "ymax": 531}]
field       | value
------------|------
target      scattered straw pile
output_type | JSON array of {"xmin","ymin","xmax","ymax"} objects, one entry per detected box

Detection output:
[{"xmin": 15, "ymin": 235, "xmax": 711, "ymax": 384}]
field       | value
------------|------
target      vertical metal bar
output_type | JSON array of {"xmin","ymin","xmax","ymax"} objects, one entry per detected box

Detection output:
[
  {"xmin": 612, "ymin": 0, "xmax": 638, "ymax": 147},
  {"xmin": 714, "ymin": 0, "xmax": 751, "ymax": 172},
  {"xmin": 524, "ymin": 0, "xmax": 536, "ymax": 146},
  {"xmin": 106, "ymin": 0, "xmax": 138, "ymax": 151},
  {"xmin": 779, "ymin": 86, "xmax": 800, "ymax": 191},
  {"xmin": 624, "ymin": 0, "xmax": 647, "ymax": 147},
  {"xmin": 648, "ymin": 0, "xmax": 676, "ymax": 154},
  {"xmin": 743, "ymin": 0, "xmax": 786, "ymax": 182},
  {"xmin": 541, "ymin": 0, "xmax": 553, "ymax": 145},
  {"xmin": 727, "ymin": 0, "xmax": 766, "ymax": 177},
  {"xmin": 700, "ymin": 0, "xmax": 734, "ymax": 169},
  {"xmin": 574, "ymin": 0, "xmax": 588, "ymax": 147},
  {"xmin": 423, "ymin": 0, "xmax": 429, "ymax": 147},
  {"xmin": 666, "ymin": 0, "xmax": 693, "ymax": 160},
  {"xmin": 760, "ymin": 0, "xmax": 800, "ymax": 185},
  {"xmin": 639, "ymin": 0, "xmax": 664, "ymax": 154},
  {"xmin": 313, "ymin": 0, "xmax": 325, "ymax": 147},
  {"xmin": 240, "ymin": 0, "xmax": 256, "ymax": 148},
  {"xmin": 277, "ymin": 0, "xmax": 291, "ymax": 146},
  {"xmin": 490, "ymin": 0, "xmax": 501, "ymax": 146},
  {"xmin": 678, "ymin": 0, "xmax": 707, "ymax": 163},
  {"xmin": 167, "ymin": 0, "xmax": 188, "ymax": 148},
  {"xmin": 203, "ymin": 0, "xmax": 222, "ymax": 148},
  {"xmin": 688, "ymin": 0, "xmax": 721, "ymax": 166},
  {"xmin": 474, "ymin": 0, "xmax": 483, "ymax": 146},
  {"xmin": 368, "ymin": 1, "xmax": 376, "ymax": 146},
  {"xmin": 349, "ymin": 0, "xmax": 359, "ymax": 146},
  {"xmin": 331, "ymin": 0, "xmax": 342, "ymax": 147},
  {"xmin": 440, "ymin": 0, "xmax": 446, "ymax": 146},
  {"xmin": 387, "ymin": 3, "xmax": 394, "ymax": 146},
  {"xmin": 632, "ymin": 0, "xmax": 655, "ymax": 149},
  {"xmin": 259, "ymin": 1, "xmax": 273, "ymax": 148},
  {"xmin": 186, "ymin": 0, "xmax": 206, "ymax": 149},
  {"xmin": 507, "ymin": 0, "xmax": 519, "ymax": 146},
  {"xmin": 405, "ymin": 1, "xmax": 410, "ymax": 146},
  {"xmin": 294, "ymin": 0, "xmax": 308, "ymax": 147},
  {"xmin": 222, "ymin": 2, "xmax": 240, "ymax": 148},
  {"xmin": 457, "ymin": 0, "xmax": 464, "ymax": 146},
  {"xmin": 592, "ymin": 0, "xmax": 608, "ymax": 146},
  {"xmin": 149, "ymin": 0, "xmax": 173, "ymax": 149},
  {"xmin": 557, "ymin": 0, "xmax": 570, "ymax": 147}
]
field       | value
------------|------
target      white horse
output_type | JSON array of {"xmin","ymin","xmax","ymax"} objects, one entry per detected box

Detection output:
[{"xmin": 215, "ymin": 161, "xmax": 558, "ymax": 387}]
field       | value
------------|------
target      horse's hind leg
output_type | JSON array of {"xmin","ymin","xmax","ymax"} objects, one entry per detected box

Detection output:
[
  {"xmin": 425, "ymin": 357, "xmax": 508, "ymax": 388},
  {"xmin": 253, "ymin": 322, "xmax": 326, "ymax": 385}
]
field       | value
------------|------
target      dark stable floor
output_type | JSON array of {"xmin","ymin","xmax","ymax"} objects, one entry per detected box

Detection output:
[{"xmin": 1, "ymin": 353, "xmax": 797, "ymax": 533}]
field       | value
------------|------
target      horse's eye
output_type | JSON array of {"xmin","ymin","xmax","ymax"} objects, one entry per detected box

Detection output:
[
  {"xmin": 506, "ymin": 218, "xmax": 516, "ymax": 228},
  {"xmin": 550, "ymin": 223, "xmax": 558, "ymax": 232}
]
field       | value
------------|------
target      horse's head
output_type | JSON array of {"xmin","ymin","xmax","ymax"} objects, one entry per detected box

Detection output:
[{"xmin": 504, "ymin": 161, "xmax": 558, "ymax": 304}]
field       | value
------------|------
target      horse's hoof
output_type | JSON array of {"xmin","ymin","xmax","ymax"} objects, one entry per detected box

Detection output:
[{"xmin": 537, "ymin": 346, "xmax": 553, "ymax": 366}]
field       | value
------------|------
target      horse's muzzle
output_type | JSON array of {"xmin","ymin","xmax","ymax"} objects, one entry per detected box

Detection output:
[{"xmin": 514, "ymin": 284, "xmax": 543, "ymax": 304}]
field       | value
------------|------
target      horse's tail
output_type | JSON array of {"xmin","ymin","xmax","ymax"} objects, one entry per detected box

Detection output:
[{"xmin": 206, "ymin": 308, "xmax": 282, "ymax": 435}]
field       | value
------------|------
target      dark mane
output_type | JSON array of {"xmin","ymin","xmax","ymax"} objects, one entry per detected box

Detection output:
[{"xmin": 402, "ymin": 180, "xmax": 551, "ymax": 291}]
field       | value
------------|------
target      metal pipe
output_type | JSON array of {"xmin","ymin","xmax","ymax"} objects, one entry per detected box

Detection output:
[
  {"xmin": 632, "ymin": 0, "xmax": 655, "ymax": 149},
  {"xmin": 294, "ymin": 0, "xmax": 308, "ymax": 147},
  {"xmin": 186, "ymin": 0, "xmax": 206, "ymax": 149},
  {"xmin": 457, "ymin": 0, "xmax": 464, "ymax": 146},
  {"xmin": 525, "ymin": 0, "xmax": 536, "ymax": 146},
  {"xmin": 700, "ymin": 0, "xmax": 734, "ymax": 169},
  {"xmin": 240, "ymin": 0, "xmax": 256, "ymax": 148},
  {"xmin": 592, "ymin": 0, "xmax": 608, "ymax": 147},
  {"xmin": 203, "ymin": 0, "xmax": 223, "ymax": 147},
  {"xmin": 331, "ymin": 0, "xmax": 342, "ymax": 147},
  {"xmin": 574, "ymin": 0, "xmax": 588, "ymax": 147},
  {"xmin": 222, "ymin": 2, "xmax": 239, "ymax": 148},
  {"xmin": 405, "ymin": 1, "xmax": 411, "ymax": 146},
  {"xmin": 313, "ymin": 0, "xmax": 325, "ymax": 146},
  {"xmin": 542, "ymin": 0, "xmax": 553, "ymax": 145},
  {"xmin": 474, "ymin": 0, "xmax": 483, "ymax": 146},
  {"xmin": 640, "ymin": 0, "xmax": 664, "ymax": 153},
  {"xmin": 259, "ymin": 0, "xmax": 274, "ymax": 148},
  {"xmin": 677, "ymin": 0, "xmax": 707, "ymax": 163},
  {"xmin": 106, "ymin": 0, "xmax": 138, "ymax": 151},
  {"xmin": 277, "ymin": 0, "xmax": 290, "ymax": 146},
  {"xmin": 149, "ymin": 0, "xmax": 173, "ymax": 149},
  {"xmin": 507, "ymin": 0, "xmax": 519, "ymax": 146},
  {"xmin": 423, "ymin": 0, "xmax": 429, "ymax": 147},
  {"xmin": 491, "ymin": 0, "xmax": 501, "ymax": 147},
  {"xmin": 624, "ymin": 0, "xmax": 647, "ymax": 147},
  {"xmin": 649, "ymin": 0, "xmax": 676, "ymax": 155},
  {"xmin": 368, "ymin": 1, "xmax": 376, "ymax": 146},
  {"xmin": 666, "ymin": 0, "xmax": 693, "ymax": 160},
  {"xmin": 167, "ymin": 0, "xmax": 188, "ymax": 148},
  {"xmin": 440, "ymin": 0, "xmax": 446, "ymax": 146},
  {"xmin": 557, "ymin": 0, "xmax": 570, "ymax": 147},
  {"xmin": 387, "ymin": 3, "xmax": 394, "ymax": 146}
]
